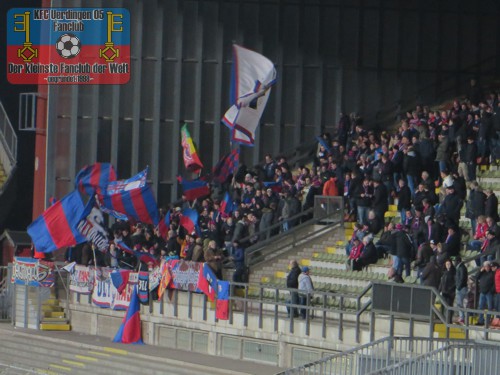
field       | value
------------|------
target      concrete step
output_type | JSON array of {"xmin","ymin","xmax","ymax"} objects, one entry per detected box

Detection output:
[{"xmin": 40, "ymin": 323, "xmax": 71, "ymax": 331}]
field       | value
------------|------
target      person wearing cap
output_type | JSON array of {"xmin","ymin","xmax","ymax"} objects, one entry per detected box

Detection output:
[
  {"xmin": 437, "ymin": 183, "xmax": 463, "ymax": 227},
  {"xmin": 454, "ymin": 256, "xmax": 469, "ymax": 325},
  {"xmin": 298, "ymin": 266, "xmax": 314, "ymax": 319},
  {"xmin": 476, "ymin": 261, "xmax": 495, "ymax": 326},
  {"xmin": 491, "ymin": 262, "xmax": 500, "ymax": 327}
]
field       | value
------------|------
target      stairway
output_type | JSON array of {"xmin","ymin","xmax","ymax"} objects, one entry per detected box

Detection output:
[{"xmin": 40, "ymin": 295, "xmax": 71, "ymax": 331}]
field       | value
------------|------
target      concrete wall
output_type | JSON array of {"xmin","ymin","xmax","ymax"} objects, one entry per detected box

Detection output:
[{"xmin": 69, "ymin": 290, "xmax": 431, "ymax": 368}]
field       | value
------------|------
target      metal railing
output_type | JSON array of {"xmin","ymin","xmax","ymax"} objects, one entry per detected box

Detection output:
[
  {"xmin": 0, "ymin": 101, "xmax": 17, "ymax": 170},
  {"xmin": 367, "ymin": 342, "xmax": 500, "ymax": 375},
  {"xmin": 244, "ymin": 196, "xmax": 344, "ymax": 268},
  {"xmin": 277, "ymin": 336, "xmax": 500, "ymax": 375}
]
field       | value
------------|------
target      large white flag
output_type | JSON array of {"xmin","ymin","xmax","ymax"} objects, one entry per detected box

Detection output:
[{"xmin": 222, "ymin": 45, "xmax": 277, "ymax": 146}]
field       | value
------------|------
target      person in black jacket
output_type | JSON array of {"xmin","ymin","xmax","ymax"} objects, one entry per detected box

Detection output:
[
  {"xmin": 371, "ymin": 178, "xmax": 388, "ymax": 221},
  {"xmin": 442, "ymin": 225, "xmax": 461, "ymax": 258},
  {"xmin": 354, "ymin": 177, "xmax": 372, "ymax": 225},
  {"xmin": 466, "ymin": 182, "xmax": 486, "ymax": 235},
  {"xmin": 439, "ymin": 259, "xmax": 456, "ymax": 323},
  {"xmin": 476, "ymin": 261, "xmax": 495, "ymax": 325},
  {"xmin": 396, "ymin": 179, "xmax": 412, "ymax": 223},
  {"xmin": 421, "ymin": 255, "xmax": 442, "ymax": 288},
  {"xmin": 286, "ymin": 260, "xmax": 302, "ymax": 318},
  {"xmin": 438, "ymin": 185, "xmax": 463, "ymax": 226},
  {"xmin": 393, "ymin": 227, "xmax": 414, "ymax": 279},
  {"xmin": 354, "ymin": 235, "xmax": 379, "ymax": 270},
  {"xmin": 454, "ymin": 256, "xmax": 469, "ymax": 324},
  {"xmin": 460, "ymin": 136, "xmax": 478, "ymax": 181},
  {"xmin": 403, "ymin": 146, "xmax": 420, "ymax": 197},
  {"xmin": 485, "ymin": 189, "xmax": 500, "ymax": 223}
]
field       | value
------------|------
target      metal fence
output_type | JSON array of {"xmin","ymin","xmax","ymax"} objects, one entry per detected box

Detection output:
[
  {"xmin": 367, "ymin": 342, "xmax": 500, "ymax": 375},
  {"xmin": 0, "ymin": 266, "xmax": 12, "ymax": 321},
  {"xmin": 278, "ymin": 337, "xmax": 500, "ymax": 375}
]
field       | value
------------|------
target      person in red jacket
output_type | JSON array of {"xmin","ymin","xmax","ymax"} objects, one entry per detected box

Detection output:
[
  {"xmin": 491, "ymin": 262, "xmax": 500, "ymax": 327},
  {"xmin": 322, "ymin": 176, "xmax": 339, "ymax": 197}
]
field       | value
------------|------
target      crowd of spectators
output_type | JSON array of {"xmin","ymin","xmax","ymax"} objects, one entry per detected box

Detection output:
[{"xmin": 64, "ymin": 80, "xmax": 500, "ymax": 323}]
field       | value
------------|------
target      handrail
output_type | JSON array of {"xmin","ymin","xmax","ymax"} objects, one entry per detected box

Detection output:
[{"xmin": 243, "ymin": 207, "xmax": 342, "ymax": 269}]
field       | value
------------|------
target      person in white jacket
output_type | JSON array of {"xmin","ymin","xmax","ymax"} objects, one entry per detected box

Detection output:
[{"xmin": 298, "ymin": 267, "xmax": 314, "ymax": 319}]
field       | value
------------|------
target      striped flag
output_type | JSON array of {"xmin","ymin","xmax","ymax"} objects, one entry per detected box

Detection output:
[
  {"xmin": 212, "ymin": 149, "xmax": 240, "ymax": 184},
  {"xmin": 222, "ymin": 45, "xmax": 277, "ymax": 146},
  {"xmin": 75, "ymin": 163, "xmax": 117, "ymax": 196},
  {"xmin": 98, "ymin": 169, "xmax": 159, "ymax": 226},
  {"xmin": 113, "ymin": 285, "xmax": 143, "ymax": 344},
  {"xmin": 181, "ymin": 124, "xmax": 204, "ymax": 173},
  {"xmin": 27, "ymin": 190, "xmax": 87, "ymax": 253}
]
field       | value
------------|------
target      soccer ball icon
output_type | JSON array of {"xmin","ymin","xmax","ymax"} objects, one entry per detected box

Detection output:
[{"xmin": 55, "ymin": 34, "xmax": 81, "ymax": 59}]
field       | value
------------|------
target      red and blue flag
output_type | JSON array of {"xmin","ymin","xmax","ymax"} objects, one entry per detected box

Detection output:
[
  {"xmin": 98, "ymin": 180, "xmax": 159, "ymax": 225},
  {"xmin": 27, "ymin": 190, "xmax": 87, "ymax": 253},
  {"xmin": 110, "ymin": 269, "xmax": 131, "ymax": 295},
  {"xmin": 180, "ymin": 208, "xmax": 199, "ymax": 235},
  {"xmin": 197, "ymin": 263, "xmax": 217, "ymax": 302},
  {"xmin": 216, "ymin": 280, "xmax": 230, "ymax": 320},
  {"xmin": 220, "ymin": 191, "xmax": 235, "ymax": 216},
  {"xmin": 212, "ymin": 149, "xmax": 240, "ymax": 184},
  {"xmin": 177, "ymin": 176, "xmax": 210, "ymax": 201},
  {"xmin": 113, "ymin": 285, "xmax": 143, "ymax": 344},
  {"xmin": 157, "ymin": 210, "xmax": 171, "ymax": 240},
  {"xmin": 75, "ymin": 163, "xmax": 117, "ymax": 196}
]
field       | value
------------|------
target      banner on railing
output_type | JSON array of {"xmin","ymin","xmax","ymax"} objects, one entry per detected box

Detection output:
[
  {"xmin": 91, "ymin": 267, "xmax": 138, "ymax": 310},
  {"xmin": 71, "ymin": 260, "xmax": 217, "ymax": 309},
  {"xmin": 69, "ymin": 264, "xmax": 94, "ymax": 294},
  {"xmin": 169, "ymin": 260, "xmax": 202, "ymax": 292},
  {"xmin": 11, "ymin": 257, "xmax": 55, "ymax": 287}
]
